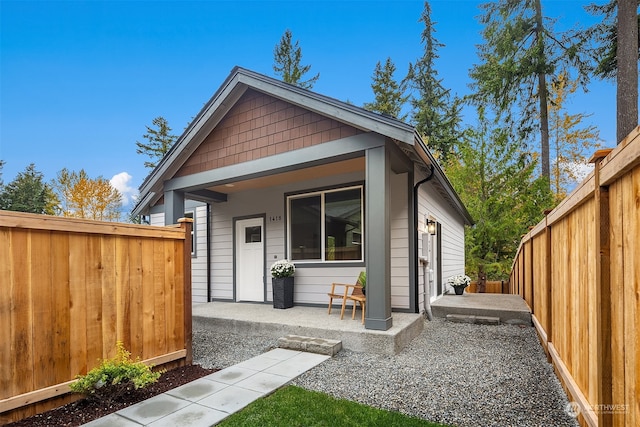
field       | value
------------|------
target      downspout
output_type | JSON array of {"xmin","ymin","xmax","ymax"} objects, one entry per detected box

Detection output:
[
  {"xmin": 206, "ymin": 203, "xmax": 212, "ymax": 302},
  {"xmin": 413, "ymin": 164, "xmax": 435, "ymax": 314}
]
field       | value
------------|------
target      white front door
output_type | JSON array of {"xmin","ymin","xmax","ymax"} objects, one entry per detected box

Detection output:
[{"xmin": 235, "ymin": 217, "xmax": 264, "ymax": 302}]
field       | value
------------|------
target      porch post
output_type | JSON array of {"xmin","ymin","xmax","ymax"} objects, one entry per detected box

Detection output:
[
  {"xmin": 164, "ymin": 189, "xmax": 185, "ymax": 225},
  {"xmin": 365, "ymin": 145, "xmax": 392, "ymax": 330}
]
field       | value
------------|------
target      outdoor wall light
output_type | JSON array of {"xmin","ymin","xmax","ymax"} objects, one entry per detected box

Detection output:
[{"xmin": 426, "ymin": 218, "xmax": 437, "ymax": 235}]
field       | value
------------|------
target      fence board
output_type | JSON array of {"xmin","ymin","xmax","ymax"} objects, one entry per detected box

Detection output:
[
  {"xmin": 622, "ymin": 169, "xmax": 639, "ymax": 427},
  {"xmin": 10, "ymin": 230, "xmax": 33, "ymax": 398},
  {"xmin": 0, "ymin": 228, "xmax": 12, "ymax": 399},
  {"xmin": 153, "ymin": 240, "xmax": 167, "ymax": 357},
  {"xmin": 141, "ymin": 238, "xmax": 155, "ymax": 360},
  {"xmin": 532, "ymin": 234, "xmax": 547, "ymax": 335},
  {"xmin": 68, "ymin": 234, "xmax": 87, "ymax": 380},
  {"xmin": 101, "ymin": 236, "xmax": 117, "ymax": 360},
  {"xmin": 52, "ymin": 232, "xmax": 71, "ymax": 386},
  {"xmin": 85, "ymin": 236, "xmax": 103, "ymax": 365},
  {"xmin": 129, "ymin": 238, "xmax": 143, "ymax": 357},
  {"xmin": 609, "ymin": 180, "xmax": 626, "ymax": 427}
]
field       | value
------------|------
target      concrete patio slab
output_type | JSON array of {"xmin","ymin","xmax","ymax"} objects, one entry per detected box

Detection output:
[
  {"xmin": 197, "ymin": 385, "xmax": 264, "ymax": 413},
  {"xmin": 431, "ymin": 293, "xmax": 531, "ymax": 325},
  {"xmin": 83, "ymin": 413, "xmax": 141, "ymax": 427},
  {"xmin": 205, "ymin": 366, "xmax": 259, "ymax": 385},
  {"xmin": 193, "ymin": 301, "xmax": 424, "ymax": 354},
  {"xmin": 146, "ymin": 403, "xmax": 228, "ymax": 427},
  {"xmin": 234, "ymin": 371, "xmax": 291, "ymax": 393},
  {"xmin": 164, "ymin": 377, "xmax": 228, "ymax": 401},
  {"xmin": 116, "ymin": 394, "xmax": 191, "ymax": 425},
  {"xmin": 264, "ymin": 352, "xmax": 330, "ymax": 378}
]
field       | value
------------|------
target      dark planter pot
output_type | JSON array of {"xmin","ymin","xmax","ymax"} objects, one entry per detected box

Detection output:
[
  {"xmin": 272, "ymin": 276, "xmax": 294, "ymax": 309},
  {"xmin": 453, "ymin": 286, "xmax": 465, "ymax": 295}
]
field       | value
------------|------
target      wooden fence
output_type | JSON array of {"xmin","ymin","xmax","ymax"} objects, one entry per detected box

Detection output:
[
  {"xmin": 466, "ymin": 280, "xmax": 507, "ymax": 293},
  {"xmin": 509, "ymin": 126, "xmax": 640, "ymax": 427},
  {"xmin": 0, "ymin": 211, "xmax": 193, "ymax": 424}
]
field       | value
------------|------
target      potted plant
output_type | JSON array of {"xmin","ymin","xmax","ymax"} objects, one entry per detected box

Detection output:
[
  {"xmin": 271, "ymin": 259, "xmax": 295, "ymax": 309},
  {"xmin": 358, "ymin": 270, "xmax": 366, "ymax": 295},
  {"xmin": 447, "ymin": 274, "xmax": 471, "ymax": 295}
]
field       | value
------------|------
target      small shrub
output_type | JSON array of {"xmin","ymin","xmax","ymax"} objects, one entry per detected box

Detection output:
[{"xmin": 70, "ymin": 341, "xmax": 163, "ymax": 401}]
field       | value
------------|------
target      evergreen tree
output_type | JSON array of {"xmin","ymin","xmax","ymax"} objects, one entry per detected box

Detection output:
[
  {"xmin": 136, "ymin": 116, "xmax": 177, "ymax": 170},
  {"xmin": 408, "ymin": 2, "xmax": 462, "ymax": 163},
  {"xmin": 548, "ymin": 72, "xmax": 601, "ymax": 202},
  {"xmin": 273, "ymin": 29, "xmax": 319, "ymax": 89},
  {"xmin": 0, "ymin": 163, "xmax": 57, "ymax": 214},
  {"xmin": 363, "ymin": 57, "xmax": 409, "ymax": 120},
  {"xmin": 445, "ymin": 109, "xmax": 553, "ymax": 279},
  {"xmin": 470, "ymin": 0, "xmax": 586, "ymax": 186},
  {"xmin": 584, "ymin": 0, "xmax": 639, "ymax": 142}
]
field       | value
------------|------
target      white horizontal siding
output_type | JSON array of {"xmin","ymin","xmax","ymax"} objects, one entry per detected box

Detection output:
[
  {"xmin": 210, "ymin": 171, "xmax": 364, "ymax": 305},
  {"xmin": 291, "ymin": 266, "xmax": 365, "ymax": 305},
  {"xmin": 390, "ymin": 172, "xmax": 410, "ymax": 309},
  {"xmin": 416, "ymin": 165, "xmax": 466, "ymax": 305}
]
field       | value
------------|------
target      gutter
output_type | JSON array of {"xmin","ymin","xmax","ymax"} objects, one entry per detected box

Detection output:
[{"xmin": 413, "ymin": 164, "xmax": 435, "ymax": 314}]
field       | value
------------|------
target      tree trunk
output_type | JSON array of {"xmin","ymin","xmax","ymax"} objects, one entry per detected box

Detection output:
[
  {"xmin": 617, "ymin": 0, "xmax": 639, "ymax": 143},
  {"xmin": 477, "ymin": 265, "xmax": 487, "ymax": 293},
  {"xmin": 535, "ymin": 0, "xmax": 551, "ymax": 184}
]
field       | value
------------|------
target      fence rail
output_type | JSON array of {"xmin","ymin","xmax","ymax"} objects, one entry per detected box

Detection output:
[
  {"xmin": 509, "ymin": 126, "xmax": 640, "ymax": 427},
  {"xmin": 0, "ymin": 211, "xmax": 193, "ymax": 424}
]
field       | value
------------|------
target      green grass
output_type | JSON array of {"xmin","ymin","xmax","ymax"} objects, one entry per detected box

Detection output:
[{"xmin": 218, "ymin": 385, "xmax": 449, "ymax": 427}]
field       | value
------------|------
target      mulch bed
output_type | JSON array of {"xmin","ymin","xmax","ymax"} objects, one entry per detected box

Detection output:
[{"xmin": 7, "ymin": 364, "xmax": 217, "ymax": 427}]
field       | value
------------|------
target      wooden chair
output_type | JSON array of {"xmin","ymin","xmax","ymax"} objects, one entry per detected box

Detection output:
[
  {"xmin": 346, "ymin": 284, "xmax": 366, "ymax": 324},
  {"xmin": 327, "ymin": 277, "xmax": 366, "ymax": 324}
]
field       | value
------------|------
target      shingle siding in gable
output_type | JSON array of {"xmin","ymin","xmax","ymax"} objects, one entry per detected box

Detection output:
[{"xmin": 175, "ymin": 89, "xmax": 363, "ymax": 177}]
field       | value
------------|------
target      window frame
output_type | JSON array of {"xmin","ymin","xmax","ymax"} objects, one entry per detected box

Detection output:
[{"xmin": 286, "ymin": 184, "xmax": 364, "ymax": 263}]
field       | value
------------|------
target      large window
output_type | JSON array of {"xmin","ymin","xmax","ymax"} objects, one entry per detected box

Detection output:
[{"xmin": 288, "ymin": 186, "xmax": 363, "ymax": 262}]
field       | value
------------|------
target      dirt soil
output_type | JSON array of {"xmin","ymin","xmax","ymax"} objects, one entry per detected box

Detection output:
[{"xmin": 7, "ymin": 364, "xmax": 217, "ymax": 427}]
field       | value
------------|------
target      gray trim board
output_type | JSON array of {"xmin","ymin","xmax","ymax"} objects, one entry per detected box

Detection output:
[
  {"xmin": 164, "ymin": 132, "xmax": 384, "ymax": 193},
  {"xmin": 364, "ymin": 144, "xmax": 393, "ymax": 331}
]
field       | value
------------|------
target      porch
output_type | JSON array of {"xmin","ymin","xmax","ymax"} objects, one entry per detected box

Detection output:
[{"xmin": 192, "ymin": 302, "xmax": 424, "ymax": 355}]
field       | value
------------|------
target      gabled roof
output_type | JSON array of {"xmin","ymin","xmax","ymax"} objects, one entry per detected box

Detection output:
[{"xmin": 134, "ymin": 66, "xmax": 472, "ymax": 225}]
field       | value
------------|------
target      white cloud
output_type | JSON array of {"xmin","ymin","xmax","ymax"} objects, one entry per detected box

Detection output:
[
  {"xmin": 110, "ymin": 172, "xmax": 138, "ymax": 206},
  {"xmin": 567, "ymin": 162, "xmax": 594, "ymax": 182}
]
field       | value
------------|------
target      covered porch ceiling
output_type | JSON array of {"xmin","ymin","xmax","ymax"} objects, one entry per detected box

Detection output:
[{"xmin": 206, "ymin": 157, "xmax": 365, "ymax": 195}]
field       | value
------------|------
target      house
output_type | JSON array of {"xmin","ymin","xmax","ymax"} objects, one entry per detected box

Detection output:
[{"xmin": 133, "ymin": 66, "xmax": 473, "ymax": 331}]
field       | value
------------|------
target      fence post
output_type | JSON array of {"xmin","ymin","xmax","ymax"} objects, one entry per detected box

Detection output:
[
  {"xmin": 178, "ymin": 217, "xmax": 194, "ymax": 365},
  {"xmin": 590, "ymin": 149, "xmax": 613, "ymax": 426}
]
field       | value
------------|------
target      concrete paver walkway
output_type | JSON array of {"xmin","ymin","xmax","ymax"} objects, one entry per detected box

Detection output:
[{"xmin": 83, "ymin": 349, "xmax": 329, "ymax": 427}]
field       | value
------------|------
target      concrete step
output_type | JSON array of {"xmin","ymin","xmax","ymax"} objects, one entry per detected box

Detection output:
[
  {"xmin": 446, "ymin": 314, "xmax": 500, "ymax": 325},
  {"xmin": 278, "ymin": 334, "xmax": 342, "ymax": 356}
]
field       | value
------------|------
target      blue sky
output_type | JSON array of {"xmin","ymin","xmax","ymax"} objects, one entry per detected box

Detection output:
[{"xmin": 1, "ymin": 0, "xmax": 615, "ymax": 206}]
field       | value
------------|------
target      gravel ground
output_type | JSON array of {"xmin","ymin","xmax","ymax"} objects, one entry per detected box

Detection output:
[{"xmin": 193, "ymin": 318, "xmax": 579, "ymax": 427}]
